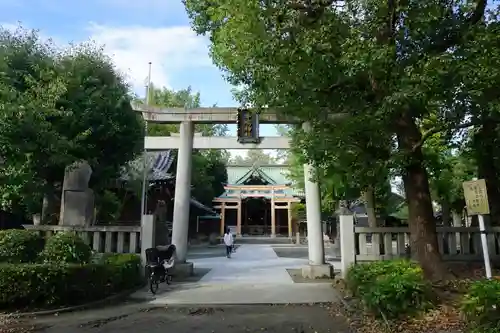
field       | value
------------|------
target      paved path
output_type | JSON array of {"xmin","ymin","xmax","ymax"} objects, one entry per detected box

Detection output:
[
  {"xmin": 22, "ymin": 304, "xmax": 351, "ymax": 333},
  {"xmin": 4, "ymin": 245, "xmax": 349, "ymax": 332},
  {"xmin": 130, "ymin": 244, "xmax": 342, "ymax": 305}
]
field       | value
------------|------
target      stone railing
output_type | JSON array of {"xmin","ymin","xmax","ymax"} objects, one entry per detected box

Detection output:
[
  {"xmin": 24, "ymin": 224, "xmax": 142, "ymax": 254},
  {"xmin": 338, "ymin": 215, "xmax": 500, "ymax": 277},
  {"xmin": 25, "ymin": 216, "xmax": 158, "ymax": 270}
]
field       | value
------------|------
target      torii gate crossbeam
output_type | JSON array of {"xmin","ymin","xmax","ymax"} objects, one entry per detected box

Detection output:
[{"xmin": 133, "ymin": 104, "xmax": 332, "ymax": 280}]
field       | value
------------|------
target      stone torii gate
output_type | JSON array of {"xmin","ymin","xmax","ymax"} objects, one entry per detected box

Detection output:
[{"xmin": 134, "ymin": 104, "xmax": 333, "ymax": 279}]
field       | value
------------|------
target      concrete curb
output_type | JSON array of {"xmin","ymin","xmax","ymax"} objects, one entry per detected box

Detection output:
[{"xmin": 4, "ymin": 284, "xmax": 146, "ymax": 318}]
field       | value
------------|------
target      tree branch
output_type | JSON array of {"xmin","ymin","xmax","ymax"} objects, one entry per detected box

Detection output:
[
  {"xmin": 429, "ymin": 0, "xmax": 487, "ymax": 54},
  {"xmin": 467, "ymin": 0, "xmax": 488, "ymax": 24},
  {"xmin": 412, "ymin": 120, "xmax": 478, "ymax": 152}
]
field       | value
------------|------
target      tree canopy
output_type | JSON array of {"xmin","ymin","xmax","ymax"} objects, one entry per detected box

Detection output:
[
  {"xmin": 229, "ymin": 149, "xmax": 277, "ymax": 165},
  {"xmin": 184, "ymin": 0, "xmax": 500, "ymax": 279},
  {"xmin": 0, "ymin": 26, "xmax": 144, "ymax": 217}
]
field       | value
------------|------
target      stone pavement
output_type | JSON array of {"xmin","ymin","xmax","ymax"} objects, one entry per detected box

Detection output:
[
  {"xmin": 130, "ymin": 244, "xmax": 342, "ymax": 305},
  {"xmin": 24, "ymin": 304, "xmax": 352, "ymax": 333}
]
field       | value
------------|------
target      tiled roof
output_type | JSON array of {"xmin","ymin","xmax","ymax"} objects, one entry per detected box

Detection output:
[
  {"xmin": 227, "ymin": 165, "xmax": 292, "ymax": 185},
  {"xmin": 120, "ymin": 152, "xmax": 216, "ymax": 214},
  {"xmin": 222, "ymin": 164, "xmax": 304, "ymax": 197},
  {"xmin": 121, "ymin": 151, "xmax": 175, "ymax": 181}
]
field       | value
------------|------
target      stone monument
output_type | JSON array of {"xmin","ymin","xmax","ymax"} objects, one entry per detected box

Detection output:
[
  {"xmin": 59, "ymin": 160, "xmax": 95, "ymax": 226},
  {"xmin": 154, "ymin": 200, "xmax": 171, "ymax": 245}
]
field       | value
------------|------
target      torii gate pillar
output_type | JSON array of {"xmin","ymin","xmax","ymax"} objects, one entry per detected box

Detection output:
[{"xmin": 171, "ymin": 121, "xmax": 194, "ymax": 276}]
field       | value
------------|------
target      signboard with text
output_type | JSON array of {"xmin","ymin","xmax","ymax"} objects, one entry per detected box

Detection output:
[
  {"xmin": 463, "ymin": 179, "xmax": 490, "ymax": 215},
  {"xmin": 237, "ymin": 108, "xmax": 260, "ymax": 143}
]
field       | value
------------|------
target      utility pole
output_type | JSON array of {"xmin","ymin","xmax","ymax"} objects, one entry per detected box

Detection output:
[{"xmin": 140, "ymin": 62, "xmax": 152, "ymax": 217}]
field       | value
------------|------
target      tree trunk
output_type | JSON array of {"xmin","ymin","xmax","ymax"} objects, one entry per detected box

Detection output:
[
  {"xmin": 364, "ymin": 187, "xmax": 377, "ymax": 227},
  {"xmin": 440, "ymin": 200, "xmax": 451, "ymax": 226},
  {"xmin": 396, "ymin": 111, "xmax": 448, "ymax": 281},
  {"xmin": 474, "ymin": 120, "xmax": 500, "ymax": 225},
  {"xmin": 363, "ymin": 187, "xmax": 380, "ymax": 252}
]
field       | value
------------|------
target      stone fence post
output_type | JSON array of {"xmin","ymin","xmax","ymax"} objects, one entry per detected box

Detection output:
[
  {"xmin": 339, "ymin": 214, "xmax": 355, "ymax": 278},
  {"xmin": 141, "ymin": 214, "xmax": 155, "ymax": 270}
]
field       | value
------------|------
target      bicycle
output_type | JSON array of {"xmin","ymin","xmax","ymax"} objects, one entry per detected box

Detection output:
[
  {"xmin": 145, "ymin": 245, "xmax": 176, "ymax": 295},
  {"xmin": 148, "ymin": 264, "xmax": 172, "ymax": 294}
]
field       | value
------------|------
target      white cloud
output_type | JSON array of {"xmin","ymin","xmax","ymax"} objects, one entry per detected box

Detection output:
[
  {"xmin": 86, "ymin": 22, "xmax": 213, "ymax": 93},
  {"xmin": 1, "ymin": 21, "xmax": 214, "ymax": 95},
  {"xmin": 102, "ymin": 0, "xmax": 169, "ymax": 9}
]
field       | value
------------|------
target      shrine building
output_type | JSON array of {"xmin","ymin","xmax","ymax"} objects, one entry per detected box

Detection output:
[{"xmin": 213, "ymin": 164, "xmax": 303, "ymax": 237}]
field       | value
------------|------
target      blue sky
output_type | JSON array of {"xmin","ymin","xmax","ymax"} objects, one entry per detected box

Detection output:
[{"xmin": 0, "ymin": 0, "xmax": 279, "ymax": 157}]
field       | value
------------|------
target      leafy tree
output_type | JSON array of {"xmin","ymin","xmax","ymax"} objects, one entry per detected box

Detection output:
[
  {"xmin": 457, "ymin": 16, "xmax": 500, "ymax": 225},
  {"xmin": 0, "ymin": 27, "xmax": 68, "ymax": 215},
  {"xmin": 0, "ymin": 26, "xmax": 145, "ymax": 221},
  {"xmin": 278, "ymin": 125, "xmax": 392, "ymax": 222},
  {"xmin": 229, "ymin": 149, "xmax": 276, "ymax": 165},
  {"xmin": 183, "ymin": 0, "xmax": 495, "ymax": 279},
  {"xmin": 54, "ymin": 43, "xmax": 145, "ymax": 209}
]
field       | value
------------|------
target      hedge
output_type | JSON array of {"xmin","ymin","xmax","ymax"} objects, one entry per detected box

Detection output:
[
  {"xmin": 40, "ymin": 231, "xmax": 92, "ymax": 264},
  {"xmin": 0, "ymin": 229, "xmax": 44, "ymax": 263},
  {"xmin": 346, "ymin": 260, "xmax": 432, "ymax": 319},
  {"xmin": 0, "ymin": 253, "xmax": 142, "ymax": 310}
]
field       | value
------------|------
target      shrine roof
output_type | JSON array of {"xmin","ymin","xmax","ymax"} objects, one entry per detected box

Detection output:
[
  {"xmin": 227, "ymin": 164, "xmax": 292, "ymax": 185},
  {"xmin": 216, "ymin": 189, "xmax": 298, "ymax": 200},
  {"xmin": 121, "ymin": 151, "xmax": 175, "ymax": 181},
  {"xmin": 219, "ymin": 164, "xmax": 304, "ymax": 198}
]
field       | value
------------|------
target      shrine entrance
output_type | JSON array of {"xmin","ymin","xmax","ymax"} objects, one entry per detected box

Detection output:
[
  {"xmin": 214, "ymin": 183, "xmax": 299, "ymax": 238},
  {"xmin": 242, "ymin": 197, "xmax": 270, "ymax": 235},
  {"xmin": 136, "ymin": 105, "xmax": 328, "ymax": 277}
]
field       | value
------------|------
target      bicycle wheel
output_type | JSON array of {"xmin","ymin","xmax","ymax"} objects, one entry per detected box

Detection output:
[{"xmin": 149, "ymin": 272, "xmax": 159, "ymax": 294}]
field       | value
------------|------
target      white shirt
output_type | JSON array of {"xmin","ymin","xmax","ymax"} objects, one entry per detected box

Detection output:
[{"xmin": 223, "ymin": 233, "xmax": 233, "ymax": 246}]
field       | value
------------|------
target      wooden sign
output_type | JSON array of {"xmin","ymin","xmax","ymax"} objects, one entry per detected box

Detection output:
[
  {"xmin": 463, "ymin": 179, "xmax": 490, "ymax": 215},
  {"xmin": 237, "ymin": 108, "xmax": 260, "ymax": 143}
]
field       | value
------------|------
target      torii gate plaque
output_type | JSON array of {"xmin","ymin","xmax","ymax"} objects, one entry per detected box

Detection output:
[{"xmin": 237, "ymin": 108, "xmax": 260, "ymax": 144}]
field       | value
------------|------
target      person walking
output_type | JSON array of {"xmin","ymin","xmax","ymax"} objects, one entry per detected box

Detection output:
[{"xmin": 223, "ymin": 228, "xmax": 234, "ymax": 258}]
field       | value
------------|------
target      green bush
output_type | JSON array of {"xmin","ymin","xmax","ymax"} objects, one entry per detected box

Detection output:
[
  {"xmin": 41, "ymin": 232, "xmax": 92, "ymax": 264},
  {"xmin": 346, "ymin": 260, "xmax": 431, "ymax": 319},
  {"xmin": 346, "ymin": 259, "xmax": 418, "ymax": 296},
  {"xmin": 0, "ymin": 229, "xmax": 44, "ymax": 263},
  {"xmin": 461, "ymin": 279, "xmax": 500, "ymax": 332},
  {"xmin": 0, "ymin": 254, "xmax": 142, "ymax": 310},
  {"xmin": 103, "ymin": 253, "xmax": 143, "ymax": 290}
]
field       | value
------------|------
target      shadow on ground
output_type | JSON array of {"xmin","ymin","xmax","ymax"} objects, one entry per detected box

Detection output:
[
  {"xmin": 272, "ymin": 246, "xmax": 309, "ymax": 259},
  {"xmin": 131, "ymin": 268, "xmax": 212, "ymax": 302},
  {"xmin": 187, "ymin": 245, "xmax": 241, "ymax": 260},
  {"xmin": 272, "ymin": 246, "xmax": 340, "ymax": 262}
]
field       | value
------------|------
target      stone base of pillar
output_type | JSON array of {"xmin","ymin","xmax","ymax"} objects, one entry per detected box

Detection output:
[
  {"xmin": 172, "ymin": 262, "xmax": 194, "ymax": 278},
  {"xmin": 270, "ymin": 233, "xmax": 276, "ymax": 238},
  {"xmin": 301, "ymin": 264, "xmax": 334, "ymax": 279}
]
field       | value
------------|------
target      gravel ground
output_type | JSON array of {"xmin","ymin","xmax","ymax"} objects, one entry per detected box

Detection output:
[{"xmin": 3, "ymin": 304, "xmax": 352, "ymax": 333}]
